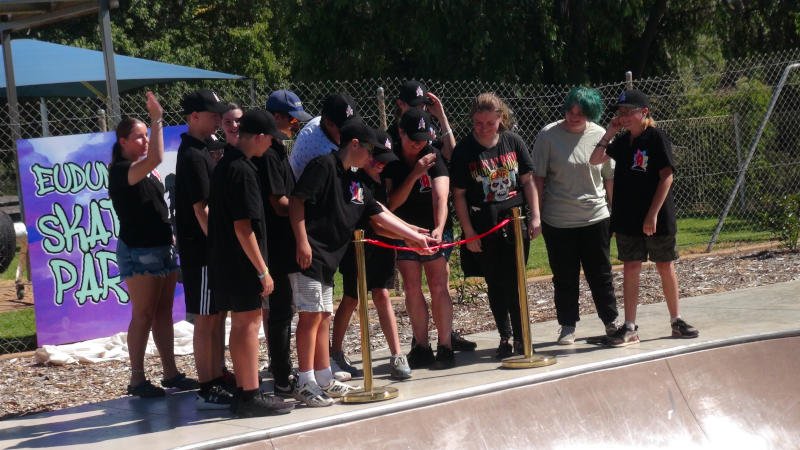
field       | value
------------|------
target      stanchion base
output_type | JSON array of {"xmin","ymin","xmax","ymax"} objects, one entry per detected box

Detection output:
[
  {"xmin": 341, "ymin": 386, "xmax": 399, "ymax": 403},
  {"xmin": 501, "ymin": 353, "xmax": 557, "ymax": 369}
]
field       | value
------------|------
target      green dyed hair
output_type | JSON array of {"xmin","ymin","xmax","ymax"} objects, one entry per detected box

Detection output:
[{"xmin": 563, "ymin": 86, "xmax": 604, "ymax": 123}]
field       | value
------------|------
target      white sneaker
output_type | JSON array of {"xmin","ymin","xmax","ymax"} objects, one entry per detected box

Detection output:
[
  {"xmin": 329, "ymin": 357, "xmax": 352, "ymax": 382},
  {"xmin": 293, "ymin": 382, "xmax": 333, "ymax": 407},
  {"xmin": 557, "ymin": 326, "xmax": 576, "ymax": 345},
  {"xmin": 322, "ymin": 379, "xmax": 360, "ymax": 398}
]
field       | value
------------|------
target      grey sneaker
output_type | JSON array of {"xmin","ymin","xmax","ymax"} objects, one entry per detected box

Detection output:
[
  {"xmin": 557, "ymin": 326, "xmax": 576, "ymax": 345},
  {"xmin": 331, "ymin": 350, "xmax": 362, "ymax": 378},
  {"xmin": 389, "ymin": 355, "xmax": 412, "ymax": 380},
  {"xmin": 294, "ymin": 382, "xmax": 334, "ymax": 407},
  {"xmin": 608, "ymin": 325, "xmax": 639, "ymax": 347},
  {"xmin": 605, "ymin": 320, "xmax": 619, "ymax": 337}
]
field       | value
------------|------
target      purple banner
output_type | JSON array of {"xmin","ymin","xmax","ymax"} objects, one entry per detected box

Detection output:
[{"xmin": 17, "ymin": 125, "xmax": 188, "ymax": 345}]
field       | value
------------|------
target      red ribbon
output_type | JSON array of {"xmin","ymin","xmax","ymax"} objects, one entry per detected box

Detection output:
[{"xmin": 363, "ymin": 218, "xmax": 512, "ymax": 252}]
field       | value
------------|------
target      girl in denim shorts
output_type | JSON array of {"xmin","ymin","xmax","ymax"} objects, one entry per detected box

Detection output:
[{"xmin": 108, "ymin": 92, "xmax": 197, "ymax": 397}]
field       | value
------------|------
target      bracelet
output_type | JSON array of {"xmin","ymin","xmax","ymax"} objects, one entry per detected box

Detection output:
[
  {"xmin": 257, "ymin": 268, "xmax": 269, "ymax": 280},
  {"xmin": 596, "ymin": 142, "xmax": 608, "ymax": 148},
  {"xmin": 152, "ymin": 118, "xmax": 164, "ymax": 126},
  {"xmin": 440, "ymin": 128, "xmax": 453, "ymax": 139}
]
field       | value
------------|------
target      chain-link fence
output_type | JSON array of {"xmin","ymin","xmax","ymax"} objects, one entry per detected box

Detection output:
[{"xmin": 2, "ymin": 48, "xmax": 800, "ymax": 353}]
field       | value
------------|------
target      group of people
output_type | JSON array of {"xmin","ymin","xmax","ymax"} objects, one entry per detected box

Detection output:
[{"xmin": 108, "ymin": 80, "xmax": 699, "ymax": 419}]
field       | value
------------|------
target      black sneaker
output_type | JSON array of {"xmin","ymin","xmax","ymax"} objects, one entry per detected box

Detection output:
[
  {"xmin": 513, "ymin": 339, "xmax": 529, "ymax": 355},
  {"xmin": 161, "ymin": 372, "xmax": 199, "ymax": 392},
  {"xmin": 671, "ymin": 318, "xmax": 699, "ymax": 338},
  {"xmin": 196, "ymin": 384, "xmax": 234, "ymax": 410},
  {"xmin": 608, "ymin": 325, "xmax": 639, "ymax": 347},
  {"xmin": 451, "ymin": 330, "xmax": 477, "ymax": 351},
  {"xmin": 495, "ymin": 338, "xmax": 513, "ymax": 359},
  {"xmin": 407, "ymin": 343, "xmax": 436, "ymax": 369},
  {"xmin": 273, "ymin": 377, "xmax": 297, "ymax": 398},
  {"xmin": 431, "ymin": 345, "xmax": 455, "ymax": 370},
  {"xmin": 126, "ymin": 379, "xmax": 165, "ymax": 398},
  {"xmin": 234, "ymin": 392, "xmax": 294, "ymax": 418}
]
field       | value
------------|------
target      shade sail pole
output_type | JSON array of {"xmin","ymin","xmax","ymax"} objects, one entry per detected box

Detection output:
[{"xmin": 99, "ymin": 0, "xmax": 120, "ymax": 127}]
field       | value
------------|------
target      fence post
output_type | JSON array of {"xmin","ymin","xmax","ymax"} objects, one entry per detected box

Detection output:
[
  {"xmin": 733, "ymin": 113, "xmax": 744, "ymax": 211},
  {"xmin": 376, "ymin": 86, "xmax": 387, "ymax": 131},
  {"xmin": 39, "ymin": 98, "xmax": 50, "ymax": 137},
  {"xmin": 97, "ymin": 109, "xmax": 108, "ymax": 133},
  {"xmin": 625, "ymin": 71, "xmax": 633, "ymax": 89},
  {"xmin": 249, "ymin": 79, "xmax": 257, "ymax": 109},
  {"xmin": 707, "ymin": 62, "xmax": 800, "ymax": 252}
]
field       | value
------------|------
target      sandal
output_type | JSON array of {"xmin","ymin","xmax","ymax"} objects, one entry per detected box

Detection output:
[
  {"xmin": 161, "ymin": 372, "xmax": 199, "ymax": 392},
  {"xmin": 127, "ymin": 379, "xmax": 166, "ymax": 398}
]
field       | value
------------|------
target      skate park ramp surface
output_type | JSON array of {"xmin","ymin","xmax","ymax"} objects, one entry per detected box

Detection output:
[
  {"xmin": 236, "ymin": 335, "xmax": 800, "ymax": 449},
  {"xmin": 1, "ymin": 280, "xmax": 798, "ymax": 449}
]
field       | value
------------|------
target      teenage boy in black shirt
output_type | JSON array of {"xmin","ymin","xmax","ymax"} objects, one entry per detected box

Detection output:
[
  {"xmin": 175, "ymin": 89, "xmax": 232, "ymax": 409},
  {"xmin": 208, "ymin": 109, "xmax": 294, "ymax": 417},
  {"xmin": 289, "ymin": 120, "xmax": 437, "ymax": 407}
]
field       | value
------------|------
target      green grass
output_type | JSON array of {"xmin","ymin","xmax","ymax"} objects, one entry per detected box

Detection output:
[
  {"xmin": 1, "ymin": 253, "xmax": 17, "ymax": 281},
  {"xmin": 0, "ymin": 308, "xmax": 35, "ymax": 340}
]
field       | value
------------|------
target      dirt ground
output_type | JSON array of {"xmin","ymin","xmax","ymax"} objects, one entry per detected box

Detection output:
[{"xmin": 0, "ymin": 280, "xmax": 33, "ymax": 313}]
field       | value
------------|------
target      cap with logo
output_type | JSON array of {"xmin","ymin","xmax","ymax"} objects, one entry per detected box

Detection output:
[
  {"xmin": 321, "ymin": 93, "xmax": 358, "ymax": 128},
  {"xmin": 398, "ymin": 80, "xmax": 433, "ymax": 107},
  {"xmin": 266, "ymin": 89, "xmax": 314, "ymax": 122},
  {"xmin": 615, "ymin": 89, "xmax": 649, "ymax": 109},
  {"xmin": 339, "ymin": 118, "xmax": 393, "ymax": 155},
  {"xmin": 181, "ymin": 89, "xmax": 227, "ymax": 115},
  {"xmin": 372, "ymin": 129, "xmax": 399, "ymax": 163},
  {"xmin": 399, "ymin": 108, "xmax": 433, "ymax": 142},
  {"xmin": 238, "ymin": 109, "xmax": 289, "ymax": 141}
]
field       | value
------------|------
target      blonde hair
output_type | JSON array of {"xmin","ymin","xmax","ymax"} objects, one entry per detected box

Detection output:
[{"xmin": 471, "ymin": 92, "xmax": 512, "ymax": 132}]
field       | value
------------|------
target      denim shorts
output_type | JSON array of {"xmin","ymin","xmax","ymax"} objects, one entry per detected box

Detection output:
[
  {"xmin": 396, "ymin": 228, "xmax": 454, "ymax": 262},
  {"xmin": 116, "ymin": 239, "xmax": 179, "ymax": 279}
]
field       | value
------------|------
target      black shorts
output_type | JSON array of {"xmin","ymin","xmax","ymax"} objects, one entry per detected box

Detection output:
[
  {"xmin": 340, "ymin": 245, "xmax": 396, "ymax": 299},
  {"xmin": 616, "ymin": 233, "xmax": 678, "ymax": 262},
  {"xmin": 181, "ymin": 264, "xmax": 218, "ymax": 315},
  {"xmin": 213, "ymin": 290, "xmax": 262, "ymax": 313}
]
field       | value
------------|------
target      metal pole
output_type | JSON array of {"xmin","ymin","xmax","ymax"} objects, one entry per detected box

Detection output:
[
  {"xmin": 707, "ymin": 62, "xmax": 800, "ymax": 252},
  {"xmin": 733, "ymin": 113, "xmax": 745, "ymax": 212},
  {"xmin": 99, "ymin": 0, "xmax": 121, "ymax": 126},
  {"xmin": 342, "ymin": 230, "xmax": 398, "ymax": 403},
  {"xmin": 625, "ymin": 71, "xmax": 633, "ymax": 90},
  {"xmin": 97, "ymin": 109, "xmax": 108, "ymax": 132},
  {"xmin": 39, "ymin": 98, "xmax": 50, "ymax": 137},
  {"xmin": 376, "ymin": 87, "xmax": 387, "ymax": 131},
  {"xmin": 249, "ymin": 79, "xmax": 257, "ymax": 108},
  {"xmin": 501, "ymin": 207, "xmax": 556, "ymax": 369},
  {"xmin": 2, "ymin": 31, "xmax": 26, "ymax": 221}
]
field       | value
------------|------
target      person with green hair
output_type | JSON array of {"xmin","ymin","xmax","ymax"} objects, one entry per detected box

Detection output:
[{"xmin": 531, "ymin": 86, "xmax": 620, "ymax": 345}]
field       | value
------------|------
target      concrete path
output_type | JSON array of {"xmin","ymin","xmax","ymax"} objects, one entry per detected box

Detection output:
[{"xmin": 1, "ymin": 280, "xmax": 798, "ymax": 449}]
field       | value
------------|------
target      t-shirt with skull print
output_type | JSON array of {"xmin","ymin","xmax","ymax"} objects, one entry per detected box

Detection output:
[{"xmin": 450, "ymin": 130, "xmax": 534, "ymax": 222}]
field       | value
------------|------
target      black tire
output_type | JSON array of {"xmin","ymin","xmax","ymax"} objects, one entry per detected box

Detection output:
[{"xmin": 0, "ymin": 211, "xmax": 16, "ymax": 273}]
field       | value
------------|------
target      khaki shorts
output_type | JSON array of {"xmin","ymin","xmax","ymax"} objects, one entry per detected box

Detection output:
[
  {"xmin": 288, "ymin": 272, "xmax": 334, "ymax": 313},
  {"xmin": 615, "ymin": 233, "xmax": 678, "ymax": 262}
]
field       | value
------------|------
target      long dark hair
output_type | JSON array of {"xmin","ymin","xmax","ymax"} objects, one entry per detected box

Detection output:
[{"xmin": 111, "ymin": 116, "xmax": 143, "ymax": 165}]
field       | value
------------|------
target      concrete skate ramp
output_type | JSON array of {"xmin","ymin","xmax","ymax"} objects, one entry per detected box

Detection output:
[{"xmin": 239, "ymin": 336, "xmax": 800, "ymax": 449}]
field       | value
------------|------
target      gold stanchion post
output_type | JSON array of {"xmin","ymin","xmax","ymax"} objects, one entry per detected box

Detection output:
[
  {"xmin": 501, "ymin": 208, "xmax": 557, "ymax": 369},
  {"xmin": 342, "ymin": 230, "xmax": 399, "ymax": 403}
]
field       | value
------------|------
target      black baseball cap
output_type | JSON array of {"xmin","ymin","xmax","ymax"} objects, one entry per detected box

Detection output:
[
  {"xmin": 266, "ymin": 89, "xmax": 314, "ymax": 122},
  {"xmin": 398, "ymin": 80, "xmax": 433, "ymax": 107},
  {"xmin": 340, "ymin": 119, "xmax": 389, "ymax": 152},
  {"xmin": 615, "ymin": 89, "xmax": 649, "ymax": 109},
  {"xmin": 238, "ymin": 109, "xmax": 289, "ymax": 141},
  {"xmin": 399, "ymin": 108, "xmax": 432, "ymax": 142},
  {"xmin": 372, "ymin": 129, "xmax": 399, "ymax": 163},
  {"xmin": 181, "ymin": 89, "xmax": 227, "ymax": 115},
  {"xmin": 321, "ymin": 93, "xmax": 358, "ymax": 128}
]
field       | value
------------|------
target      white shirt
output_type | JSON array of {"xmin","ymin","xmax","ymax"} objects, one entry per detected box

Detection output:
[{"xmin": 288, "ymin": 116, "xmax": 338, "ymax": 179}]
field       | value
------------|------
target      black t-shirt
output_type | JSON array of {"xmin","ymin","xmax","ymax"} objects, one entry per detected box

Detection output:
[
  {"xmin": 451, "ymin": 130, "xmax": 534, "ymax": 207},
  {"xmin": 253, "ymin": 141, "xmax": 296, "ymax": 274},
  {"xmin": 208, "ymin": 145, "xmax": 267, "ymax": 296},
  {"xmin": 606, "ymin": 126, "xmax": 677, "ymax": 236},
  {"xmin": 338, "ymin": 170, "xmax": 393, "ymax": 275},
  {"xmin": 382, "ymin": 145, "xmax": 451, "ymax": 231},
  {"xmin": 175, "ymin": 133, "xmax": 214, "ymax": 265},
  {"xmin": 108, "ymin": 160, "xmax": 173, "ymax": 247},
  {"xmin": 291, "ymin": 153, "xmax": 383, "ymax": 284}
]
